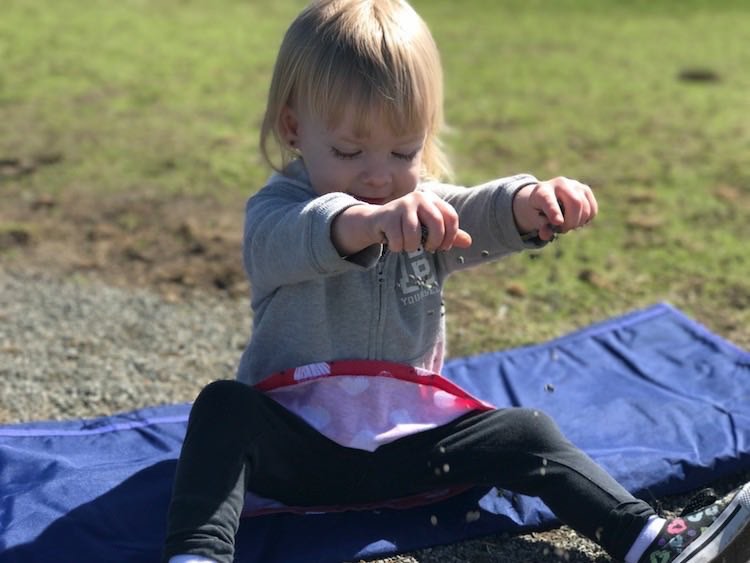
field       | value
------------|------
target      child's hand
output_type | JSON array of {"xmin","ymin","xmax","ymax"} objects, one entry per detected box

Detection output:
[
  {"xmin": 368, "ymin": 191, "xmax": 473, "ymax": 253},
  {"xmin": 512, "ymin": 177, "xmax": 597, "ymax": 241},
  {"xmin": 332, "ymin": 191, "xmax": 472, "ymax": 256}
]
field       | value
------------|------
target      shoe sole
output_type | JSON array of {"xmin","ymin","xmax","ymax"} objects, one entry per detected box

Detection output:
[{"xmin": 674, "ymin": 482, "xmax": 750, "ymax": 563}]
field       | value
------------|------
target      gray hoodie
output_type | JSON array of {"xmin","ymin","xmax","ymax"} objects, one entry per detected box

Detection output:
[{"xmin": 237, "ymin": 161, "xmax": 541, "ymax": 385}]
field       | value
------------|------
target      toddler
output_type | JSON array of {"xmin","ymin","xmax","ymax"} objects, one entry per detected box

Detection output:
[{"xmin": 163, "ymin": 1, "xmax": 750, "ymax": 562}]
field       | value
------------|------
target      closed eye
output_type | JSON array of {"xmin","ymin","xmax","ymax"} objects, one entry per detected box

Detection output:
[
  {"xmin": 331, "ymin": 147, "xmax": 362, "ymax": 160},
  {"xmin": 392, "ymin": 148, "xmax": 420, "ymax": 161}
]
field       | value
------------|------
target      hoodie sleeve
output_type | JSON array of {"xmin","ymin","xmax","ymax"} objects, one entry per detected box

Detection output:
[
  {"xmin": 244, "ymin": 182, "xmax": 382, "ymax": 294},
  {"xmin": 425, "ymin": 174, "xmax": 546, "ymax": 277}
]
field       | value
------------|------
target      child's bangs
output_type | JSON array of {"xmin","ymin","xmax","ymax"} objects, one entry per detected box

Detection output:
[
  {"xmin": 355, "ymin": 79, "xmax": 432, "ymax": 139},
  {"xmin": 304, "ymin": 36, "xmax": 437, "ymax": 139}
]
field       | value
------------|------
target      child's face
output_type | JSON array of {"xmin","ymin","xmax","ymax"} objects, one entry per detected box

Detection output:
[{"xmin": 285, "ymin": 104, "xmax": 426, "ymax": 205}]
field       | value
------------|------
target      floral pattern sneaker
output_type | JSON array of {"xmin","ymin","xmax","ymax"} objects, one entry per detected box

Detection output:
[{"xmin": 639, "ymin": 482, "xmax": 750, "ymax": 563}]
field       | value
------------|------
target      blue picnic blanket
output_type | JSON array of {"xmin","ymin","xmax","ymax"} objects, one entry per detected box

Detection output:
[{"xmin": 1, "ymin": 303, "xmax": 749, "ymax": 562}]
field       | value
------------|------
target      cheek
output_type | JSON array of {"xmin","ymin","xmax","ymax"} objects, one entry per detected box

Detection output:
[
  {"xmin": 308, "ymin": 158, "xmax": 345, "ymax": 195},
  {"xmin": 398, "ymin": 163, "xmax": 421, "ymax": 191}
]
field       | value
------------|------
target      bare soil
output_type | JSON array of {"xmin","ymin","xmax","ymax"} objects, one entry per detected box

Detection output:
[{"xmin": 0, "ymin": 186, "xmax": 250, "ymax": 302}]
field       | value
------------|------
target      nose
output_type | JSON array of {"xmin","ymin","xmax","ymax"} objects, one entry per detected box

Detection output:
[{"xmin": 362, "ymin": 156, "xmax": 391, "ymax": 188}]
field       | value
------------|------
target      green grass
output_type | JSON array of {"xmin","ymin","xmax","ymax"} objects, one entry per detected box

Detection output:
[{"xmin": 2, "ymin": 0, "xmax": 749, "ymax": 352}]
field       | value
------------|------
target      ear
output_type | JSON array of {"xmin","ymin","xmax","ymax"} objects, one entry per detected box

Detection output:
[{"xmin": 279, "ymin": 105, "xmax": 300, "ymax": 148}]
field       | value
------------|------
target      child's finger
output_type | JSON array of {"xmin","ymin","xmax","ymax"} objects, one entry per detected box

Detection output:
[
  {"xmin": 401, "ymin": 212, "xmax": 423, "ymax": 252},
  {"xmin": 418, "ymin": 224, "xmax": 472, "ymax": 250},
  {"xmin": 432, "ymin": 198, "xmax": 460, "ymax": 251},
  {"xmin": 538, "ymin": 223, "xmax": 562, "ymax": 241},
  {"xmin": 373, "ymin": 208, "xmax": 406, "ymax": 251},
  {"xmin": 537, "ymin": 198, "xmax": 565, "ymax": 232},
  {"xmin": 584, "ymin": 188, "xmax": 598, "ymax": 223},
  {"xmin": 417, "ymin": 205, "xmax": 447, "ymax": 252},
  {"xmin": 454, "ymin": 228, "xmax": 473, "ymax": 248},
  {"xmin": 379, "ymin": 223, "xmax": 402, "ymax": 252}
]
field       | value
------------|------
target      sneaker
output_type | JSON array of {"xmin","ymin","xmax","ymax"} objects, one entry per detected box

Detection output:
[{"xmin": 638, "ymin": 481, "xmax": 750, "ymax": 563}]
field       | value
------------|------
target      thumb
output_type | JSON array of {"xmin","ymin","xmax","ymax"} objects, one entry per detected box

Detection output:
[{"xmin": 454, "ymin": 228, "xmax": 473, "ymax": 248}]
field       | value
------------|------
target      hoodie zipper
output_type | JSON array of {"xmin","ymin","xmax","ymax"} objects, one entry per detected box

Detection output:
[{"xmin": 373, "ymin": 248, "xmax": 389, "ymax": 358}]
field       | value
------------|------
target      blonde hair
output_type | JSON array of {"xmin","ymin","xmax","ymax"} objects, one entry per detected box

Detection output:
[{"xmin": 259, "ymin": 0, "xmax": 451, "ymax": 180}]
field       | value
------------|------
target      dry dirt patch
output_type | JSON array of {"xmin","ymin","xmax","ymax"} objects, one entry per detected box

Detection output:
[{"xmin": 0, "ymin": 187, "xmax": 249, "ymax": 300}]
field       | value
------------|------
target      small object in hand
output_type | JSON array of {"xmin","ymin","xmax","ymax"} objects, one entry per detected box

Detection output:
[
  {"xmin": 552, "ymin": 200, "xmax": 565, "ymax": 232},
  {"xmin": 523, "ymin": 200, "xmax": 565, "ymax": 242},
  {"xmin": 420, "ymin": 224, "xmax": 429, "ymax": 245},
  {"xmin": 539, "ymin": 199, "xmax": 565, "ymax": 234}
]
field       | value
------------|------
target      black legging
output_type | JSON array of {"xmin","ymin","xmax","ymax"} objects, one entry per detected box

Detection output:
[{"xmin": 163, "ymin": 380, "xmax": 654, "ymax": 562}]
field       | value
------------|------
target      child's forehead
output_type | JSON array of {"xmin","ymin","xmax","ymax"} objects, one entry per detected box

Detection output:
[{"xmin": 322, "ymin": 104, "xmax": 425, "ymax": 141}]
